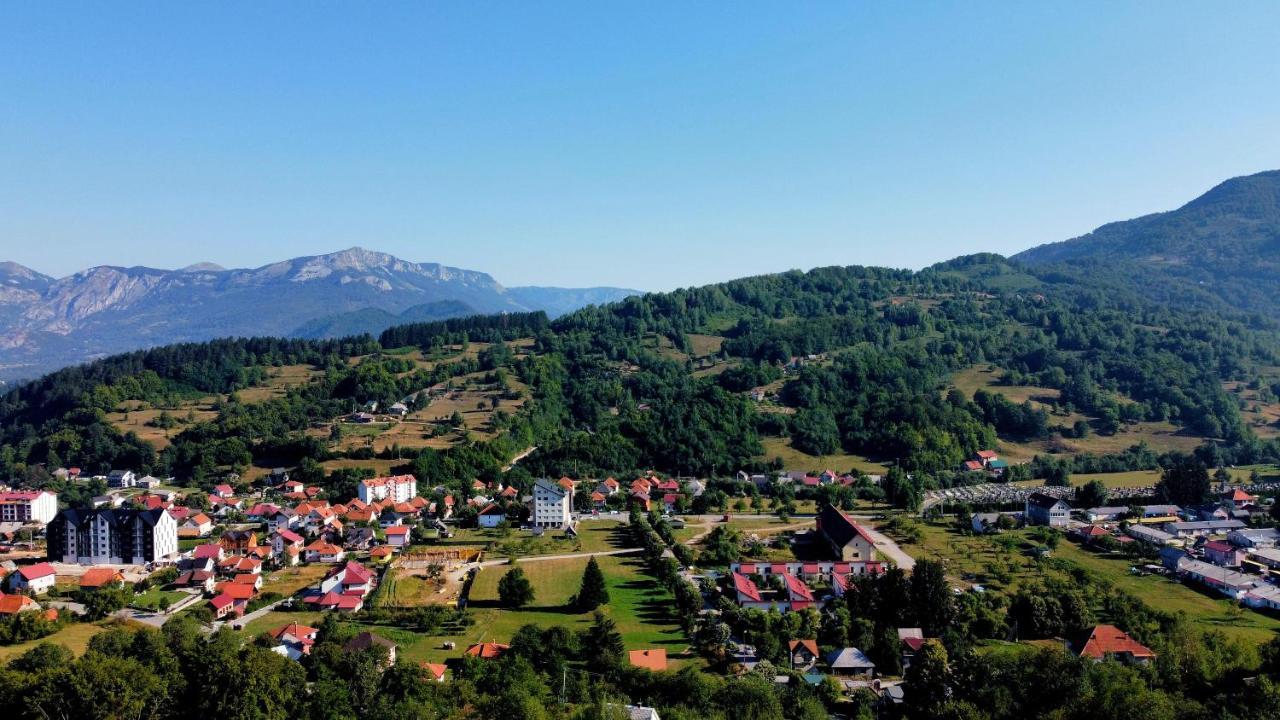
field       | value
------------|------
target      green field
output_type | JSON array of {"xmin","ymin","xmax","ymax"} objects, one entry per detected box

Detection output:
[
  {"xmin": 131, "ymin": 588, "xmax": 189, "ymax": 611},
  {"xmin": 757, "ymin": 437, "xmax": 887, "ymax": 475},
  {"xmin": 0, "ymin": 622, "xmax": 107, "ymax": 662}
]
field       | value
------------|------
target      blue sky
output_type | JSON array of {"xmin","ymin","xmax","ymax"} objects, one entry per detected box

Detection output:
[{"xmin": 2, "ymin": 3, "xmax": 1278, "ymax": 290}]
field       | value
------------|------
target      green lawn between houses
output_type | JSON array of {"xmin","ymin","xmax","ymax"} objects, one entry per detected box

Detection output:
[{"xmin": 234, "ymin": 552, "xmax": 690, "ymax": 668}]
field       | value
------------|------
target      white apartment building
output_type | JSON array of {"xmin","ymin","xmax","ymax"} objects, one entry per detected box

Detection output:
[
  {"xmin": 357, "ymin": 474, "xmax": 418, "ymax": 504},
  {"xmin": 532, "ymin": 478, "xmax": 572, "ymax": 529},
  {"xmin": 0, "ymin": 490, "xmax": 58, "ymax": 525}
]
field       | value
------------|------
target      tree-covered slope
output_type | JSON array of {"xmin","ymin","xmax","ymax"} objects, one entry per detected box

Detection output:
[{"xmin": 1015, "ymin": 169, "xmax": 1280, "ymax": 315}]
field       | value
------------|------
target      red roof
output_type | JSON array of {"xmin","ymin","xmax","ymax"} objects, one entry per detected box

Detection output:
[
  {"xmin": 0, "ymin": 594, "xmax": 38, "ymax": 614},
  {"xmin": 788, "ymin": 639, "xmax": 819, "ymax": 657},
  {"xmin": 422, "ymin": 662, "xmax": 448, "ymax": 680},
  {"xmin": 362, "ymin": 474, "xmax": 417, "ymax": 488},
  {"xmin": 335, "ymin": 561, "xmax": 373, "ymax": 585},
  {"xmin": 385, "ymin": 525, "xmax": 411, "ymax": 535},
  {"xmin": 269, "ymin": 622, "xmax": 318, "ymax": 640},
  {"xmin": 18, "ymin": 563, "xmax": 55, "ymax": 581},
  {"xmin": 738, "ymin": 563, "xmax": 757, "ymax": 575},
  {"xmin": 1204, "ymin": 540, "xmax": 1236, "ymax": 553},
  {"xmin": 209, "ymin": 594, "xmax": 234, "ymax": 610},
  {"xmin": 976, "ymin": 450, "xmax": 998, "ymax": 459},
  {"xmin": 732, "ymin": 572, "xmax": 762, "ymax": 603},
  {"xmin": 79, "ymin": 568, "xmax": 122, "ymax": 588},
  {"xmin": 558, "ymin": 477, "xmax": 575, "ymax": 490},
  {"xmin": 194, "ymin": 543, "xmax": 223, "ymax": 560},
  {"xmin": 1226, "ymin": 488, "xmax": 1257, "ymax": 502},
  {"xmin": 1077, "ymin": 624, "xmax": 1156, "ymax": 660},
  {"xmin": 276, "ymin": 529, "xmax": 304, "ymax": 544},
  {"xmin": 801, "ymin": 563, "xmax": 820, "ymax": 574},
  {"xmin": 465, "ymin": 642, "xmax": 509, "ymax": 659},
  {"xmin": 478, "ymin": 503, "xmax": 503, "ymax": 516},
  {"xmin": 783, "ymin": 573, "xmax": 814, "ymax": 602},
  {"xmin": 963, "ymin": 460, "xmax": 984, "ymax": 472}
]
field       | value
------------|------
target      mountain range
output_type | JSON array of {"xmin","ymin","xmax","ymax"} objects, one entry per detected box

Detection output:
[
  {"xmin": 0, "ymin": 248, "xmax": 638, "ymax": 383},
  {"xmin": 5, "ymin": 168, "xmax": 1279, "ymax": 384}
]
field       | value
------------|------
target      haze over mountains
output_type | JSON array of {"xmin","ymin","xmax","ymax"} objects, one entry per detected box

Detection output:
[
  {"xmin": 3, "ymin": 169, "xmax": 1279, "ymax": 384},
  {"xmin": 0, "ymin": 248, "xmax": 638, "ymax": 382}
]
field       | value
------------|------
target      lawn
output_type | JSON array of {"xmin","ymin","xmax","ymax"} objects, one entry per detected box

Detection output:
[
  {"xmin": 757, "ymin": 437, "xmax": 887, "ymax": 475},
  {"xmin": 0, "ymin": 622, "xmax": 107, "ymax": 662},
  {"xmin": 442, "ymin": 523, "xmax": 633, "ymax": 559},
  {"xmin": 131, "ymin": 588, "xmax": 188, "ymax": 611},
  {"xmin": 235, "ymin": 610, "xmax": 326, "ymax": 639},
  {"xmin": 1013, "ymin": 470, "xmax": 1161, "ymax": 491},
  {"xmin": 260, "ymin": 564, "xmax": 332, "ymax": 596}
]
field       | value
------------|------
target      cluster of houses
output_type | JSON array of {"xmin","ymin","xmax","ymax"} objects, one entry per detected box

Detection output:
[
  {"xmin": 728, "ymin": 506, "xmax": 883, "ymax": 612},
  {"xmin": 959, "ymin": 450, "xmax": 1009, "ymax": 478},
  {"xmin": 735, "ymin": 469, "xmax": 881, "ymax": 491}
]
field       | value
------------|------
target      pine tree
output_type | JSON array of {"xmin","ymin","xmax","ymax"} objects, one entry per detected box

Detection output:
[{"xmin": 575, "ymin": 557, "xmax": 610, "ymax": 611}]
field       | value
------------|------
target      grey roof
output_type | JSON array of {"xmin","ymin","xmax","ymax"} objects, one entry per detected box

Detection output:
[
  {"xmin": 533, "ymin": 478, "xmax": 566, "ymax": 498},
  {"xmin": 1085, "ymin": 506, "xmax": 1129, "ymax": 516},
  {"xmin": 1027, "ymin": 492, "xmax": 1069, "ymax": 510},
  {"xmin": 1165, "ymin": 520, "xmax": 1246, "ymax": 532},
  {"xmin": 1140, "ymin": 505, "xmax": 1182, "ymax": 515},
  {"xmin": 826, "ymin": 647, "xmax": 875, "ymax": 670},
  {"xmin": 1126, "ymin": 525, "xmax": 1174, "ymax": 543}
]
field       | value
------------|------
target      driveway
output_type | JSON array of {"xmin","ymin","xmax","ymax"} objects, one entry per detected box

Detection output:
[{"xmin": 857, "ymin": 524, "xmax": 916, "ymax": 571}]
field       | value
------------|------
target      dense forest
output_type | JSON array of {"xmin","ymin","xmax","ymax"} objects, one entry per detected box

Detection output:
[{"xmin": 2, "ymin": 256, "xmax": 1280, "ymax": 507}]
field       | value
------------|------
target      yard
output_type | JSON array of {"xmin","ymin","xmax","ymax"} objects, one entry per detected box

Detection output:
[
  {"xmin": 0, "ymin": 622, "xmax": 108, "ymax": 663},
  {"xmin": 131, "ymin": 588, "xmax": 189, "ymax": 611},
  {"xmin": 259, "ymin": 564, "xmax": 332, "ymax": 596}
]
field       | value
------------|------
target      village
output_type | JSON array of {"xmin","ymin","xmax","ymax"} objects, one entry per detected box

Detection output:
[{"xmin": 1, "ymin": 443, "xmax": 1275, "ymax": 718}]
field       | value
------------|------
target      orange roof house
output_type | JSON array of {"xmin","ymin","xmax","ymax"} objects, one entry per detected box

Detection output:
[
  {"xmin": 628, "ymin": 649, "xmax": 668, "ymax": 671},
  {"xmin": 1076, "ymin": 624, "xmax": 1157, "ymax": 662},
  {"xmin": 465, "ymin": 642, "xmax": 509, "ymax": 659},
  {"xmin": 78, "ymin": 568, "xmax": 124, "ymax": 590}
]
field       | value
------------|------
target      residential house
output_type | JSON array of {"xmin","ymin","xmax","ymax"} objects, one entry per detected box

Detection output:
[
  {"xmin": 783, "ymin": 573, "xmax": 816, "ymax": 611},
  {"xmin": 1173, "ymin": 558, "xmax": 1259, "ymax": 599},
  {"xmin": 343, "ymin": 527, "xmax": 376, "ymax": 551},
  {"xmin": 1203, "ymin": 540, "xmax": 1246, "ymax": 567},
  {"xmin": 1074, "ymin": 624, "xmax": 1156, "ymax": 663},
  {"xmin": 826, "ymin": 647, "xmax": 876, "ymax": 677},
  {"xmin": 344, "ymin": 632, "xmax": 397, "ymax": 667},
  {"xmin": 465, "ymin": 642, "xmax": 509, "ymax": 659},
  {"xmin": 268, "ymin": 622, "xmax": 319, "ymax": 661},
  {"xmin": 107, "ymin": 470, "xmax": 137, "ymax": 488},
  {"xmin": 384, "ymin": 525, "xmax": 411, "ymax": 547},
  {"xmin": 304, "ymin": 541, "xmax": 346, "ymax": 564},
  {"xmin": 788, "ymin": 639, "xmax": 819, "ymax": 670},
  {"xmin": 0, "ymin": 594, "xmax": 41, "ymax": 616},
  {"xmin": 898, "ymin": 628, "xmax": 926, "ymax": 670},
  {"xmin": 78, "ymin": 568, "xmax": 124, "ymax": 592},
  {"xmin": 1025, "ymin": 493, "xmax": 1071, "ymax": 527},
  {"xmin": 213, "ymin": 484, "xmax": 235, "ymax": 499},
  {"xmin": 732, "ymin": 572, "xmax": 770, "ymax": 611},
  {"xmin": 421, "ymin": 663, "xmax": 448, "ymax": 682},
  {"xmin": 174, "ymin": 569, "xmax": 216, "ymax": 593},
  {"xmin": 180, "ymin": 513, "xmax": 213, "ymax": 538},
  {"xmin": 319, "ymin": 560, "xmax": 376, "ymax": 597},
  {"xmin": 816, "ymin": 505, "xmax": 877, "ymax": 562},
  {"xmin": 194, "ymin": 542, "xmax": 225, "ymax": 564},
  {"xmin": 9, "ymin": 563, "xmax": 56, "ymax": 595},
  {"xmin": 220, "ymin": 530, "xmax": 258, "ymax": 554},
  {"xmin": 1224, "ymin": 488, "xmax": 1258, "ymax": 510},
  {"xmin": 267, "ymin": 508, "xmax": 300, "ymax": 533},
  {"xmin": 1141, "ymin": 504, "xmax": 1183, "ymax": 519},
  {"xmin": 1126, "ymin": 525, "xmax": 1174, "ymax": 546},
  {"xmin": 477, "ymin": 503, "xmax": 506, "ymax": 528}
]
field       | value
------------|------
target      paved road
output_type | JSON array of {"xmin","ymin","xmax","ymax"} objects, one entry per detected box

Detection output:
[
  {"xmin": 477, "ymin": 547, "xmax": 641, "ymax": 568},
  {"xmin": 858, "ymin": 524, "xmax": 916, "ymax": 571}
]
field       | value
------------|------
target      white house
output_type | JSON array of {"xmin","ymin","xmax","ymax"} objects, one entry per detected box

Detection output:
[
  {"xmin": 384, "ymin": 525, "xmax": 411, "ymax": 547},
  {"xmin": 1025, "ymin": 493, "xmax": 1070, "ymax": 527},
  {"xmin": 9, "ymin": 563, "xmax": 56, "ymax": 595},
  {"xmin": 532, "ymin": 478, "xmax": 572, "ymax": 529},
  {"xmin": 107, "ymin": 470, "xmax": 137, "ymax": 488},
  {"xmin": 477, "ymin": 504, "xmax": 506, "ymax": 528},
  {"xmin": 358, "ymin": 475, "xmax": 418, "ymax": 504},
  {"xmin": 0, "ymin": 490, "xmax": 58, "ymax": 526}
]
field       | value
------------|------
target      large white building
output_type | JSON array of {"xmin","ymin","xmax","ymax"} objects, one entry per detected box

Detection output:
[
  {"xmin": 0, "ymin": 490, "xmax": 58, "ymax": 526},
  {"xmin": 532, "ymin": 478, "xmax": 572, "ymax": 529},
  {"xmin": 47, "ymin": 508, "xmax": 178, "ymax": 565},
  {"xmin": 357, "ymin": 475, "xmax": 418, "ymax": 504}
]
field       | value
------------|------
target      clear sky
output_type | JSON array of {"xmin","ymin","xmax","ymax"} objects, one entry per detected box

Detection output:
[{"xmin": 2, "ymin": 3, "xmax": 1278, "ymax": 291}]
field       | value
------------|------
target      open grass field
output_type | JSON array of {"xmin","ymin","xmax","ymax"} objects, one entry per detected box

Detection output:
[
  {"xmin": 440, "ymin": 522, "xmax": 634, "ymax": 558},
  {"xmin": 131, "ymin": 588, "xmax": 189, "ymax": 611},
  {"xmin": 687, "ymin": 334, "xmax": 726, "ymax": 357},
  {"xmin": 0, "ymin": 622, "xmax": 107, "ymax": 662},
  {"xmin": 950, "ymin": 363, "xmax": 1209, "ymax": 463},
  {"xmin": 237, "ymin": 364, "xmax": 324, "ymax": 403},
  {"xmin": 757, "ymin": 437, "xmax": 887, "ymax": 475},
  {"xmin": 259, "ymin": 564, "xmax": 332, "ymax": 596},
  {"xmin": 105, "ymin": 398, "xmax": 220, "ymax": 450}
]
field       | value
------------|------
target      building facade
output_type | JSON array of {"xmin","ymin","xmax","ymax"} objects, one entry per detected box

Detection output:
[
  {"xmin": 532, "ymin": 478, "xmax": 572, "ymax": 528},
  {"xmin": 357, "ymin": 475, "xmax": 418, "ymax": 504},
  {"xmin": 0, "ymin": 490, "xmax": 58, "ymax": 525},
  {"xmin": 1025, "ymin": 492, "xmax": 1071, "ymax": 527},
  {"xmin": 46, "ymin": 508, "xmax": 178, "ymax": 565}
]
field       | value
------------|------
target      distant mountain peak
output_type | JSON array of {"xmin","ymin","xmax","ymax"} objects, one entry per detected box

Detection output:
[{"xmin": 180, "ymin": 262, "xmax": 225, "ymax": 273}]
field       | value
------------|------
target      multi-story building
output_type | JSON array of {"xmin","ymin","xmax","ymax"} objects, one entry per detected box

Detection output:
[
  {"xmin": 357, "ymin": 475, "xmax": 418, "ymax": 504},
  {"xmin": 46, "ymin": 508, "xmax": 178, "ymax": 565},
  {"xmin": 0, "ymin": 490, "xmax": 58, "ymax": 525},
  {"xmin": 1025, "ymin": 492, "xmax": 1071, "ymax": 527},
  {"xmin": 107, "ymin": 470, "xmax": 137, "ymax": 488},
  {"xmin": 532, "ymin": 478, "xmax": 572, "ymax": 529}
]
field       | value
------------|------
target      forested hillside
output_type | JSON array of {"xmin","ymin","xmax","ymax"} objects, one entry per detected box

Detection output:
[
  {"xmin": 4, "ymin": 256, "xmax": 1280, "ymax": 509},
  {"xmin": 1015, "ymin": 169, "xmax": 1280, "ymax": 317}
]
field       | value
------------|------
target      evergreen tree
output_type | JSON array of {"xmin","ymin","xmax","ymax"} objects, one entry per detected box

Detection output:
[
  {"xmin": 580, "ymin": 611, "xmax": 625, "ymax": 667},
  {"xmin": 498, "ymin": 566, "xmax": 535, "ymax": 609},
  {"xmin": 575, "ymin": 557, "xmax": 610, "ymax": 612}
]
